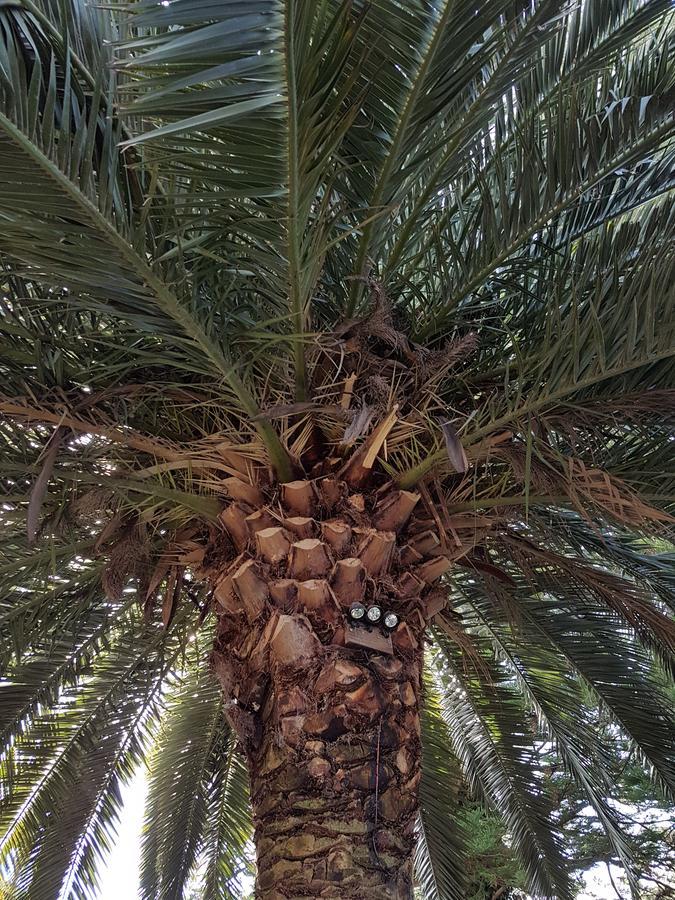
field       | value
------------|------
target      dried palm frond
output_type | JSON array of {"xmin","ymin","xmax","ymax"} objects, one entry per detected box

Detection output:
[
  {"xmin": 415, "ymin": 332, "xmax": 479, "ymax": 384},
  {"xmin": 101, "ymin": 526, "xmax": 150, "ymax": 602},
  {"xmin": 567, "ymin": 459, "xmax": 672, "ymax": 528}
]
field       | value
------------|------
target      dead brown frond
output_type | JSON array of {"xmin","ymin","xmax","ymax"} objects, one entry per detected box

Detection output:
[
  {"xmin": 466, "ymin": 430, "xmax": 514, "ymax": 463},
  {"xmin": 252, "ymin": 401, "xmax": 339, "ymax": 420},
  {"xmin": 444, "ymin": 517, "xmax": 496, "ymax": 561},
  {"xmin": 101, "ymin": 525, "xmax": 150, "ymax": 601},
  {"xmin": 140, "ymin": 526, "xmax": 210, "ymax": 622},
  {"xmin": 0, "ymin": 396, "xmax": 185, "ymax": 461},
  {"xmin": 411, "ymin": 480, "xmax": 497, "ymax": 564},
  {"xmin": 416, "ymin": 332, "xmax": 479, "ymax": 383},
  {"xmin": 496, "ymin": 442, "xmax": 562, "ymax": 494},
  {"xmin": 341, "ymin": 406, "xmax": 399, "ymax": 486},
  {"xmin": 70, "ymin": 488, "xmax": 116, "ymax": 523},
  {"xmin": 567, "ymin": 458, "xmax": 672, "ymax": 527},
  {"xmin": 547, "ymin": 390, "xmax": 675, "ymax": 428},
  {"xmin": 287, "ymin": 415, "xmax": 317, "ymax": 461}
]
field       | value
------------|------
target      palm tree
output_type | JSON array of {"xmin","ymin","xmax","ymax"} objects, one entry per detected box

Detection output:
[{"xmin": 0, "ymin": 0, "xmax": 674, "ymax": 897}]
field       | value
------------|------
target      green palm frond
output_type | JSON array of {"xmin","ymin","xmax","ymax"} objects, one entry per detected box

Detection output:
[
  {"xmin": 538, "ymin": 512, "xmax": 675, "ymax": 615},
  {"xmin": 117, "ymin": 0, "xmax": 370, "ymax": 401},
  {"xmin": 0, "ymin": 606, "xmax": 192, "ymax": 899},
  {"xmin": 0, "ymin": 2, "xmax": 291, "ymax": 473},
  {"xmin": 140, "ymin": 663, "xmax": 251, "ymax": 900},
  {"xmin": 347, "ymin": 0, "xmax": 572, "ymax": 308},
  {"xmin": 386, "ymin": 14, "xmax": 675, "ymax": 313},
  {"xmin": 200, "ymin": 733, "xmax": 252, "ymax": 900},
  {"xmin": 446, "ymin": 546, "xmax": 675, "ymax": 894},
  {"xmin": 416, "ymin": 681, "xmax": 468, "ymax": 900},
  {"xmin": 430, "ymin": 636, "xmax": 573, "ymax": 900},
  {"xmin": 502, "ymin": 582, "xmax": 675, "ymax": 794}
]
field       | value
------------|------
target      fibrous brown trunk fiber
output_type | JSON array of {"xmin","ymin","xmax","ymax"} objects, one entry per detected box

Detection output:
[
  {"xmin": 243, "ymin": 639, "xmax": 422, "ymax": 899},
  {"xmin": 205, "ymin": 475, "xmax": 451, "ymax": 899}
]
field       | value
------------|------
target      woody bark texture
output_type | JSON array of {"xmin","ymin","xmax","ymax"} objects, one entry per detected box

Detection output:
[
  {"xmin": 247, "ymin": 641, "xmax": 421, "ymax": 899},
  {"xmin": 204, "ymin": 477, "xmax": 450, "ymax": 899}
]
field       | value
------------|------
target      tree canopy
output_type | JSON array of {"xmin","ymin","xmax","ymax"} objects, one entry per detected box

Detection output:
[{"xmin": 0, "ymin": 1, "xmax": 674, "ymax": 898}]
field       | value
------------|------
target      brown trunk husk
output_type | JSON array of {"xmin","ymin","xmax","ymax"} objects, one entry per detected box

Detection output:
[
  {"xmin": 240, "ymin": 642, "xmax": 421, "ymax": 899},
  {"xmin": 205, "ymin": 476, "xmax": 449, "ymax": 899}
]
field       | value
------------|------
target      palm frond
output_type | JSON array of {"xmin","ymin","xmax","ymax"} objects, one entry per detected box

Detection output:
[
  {"xmin": 416, "ymin": 678, "xmax": 468, "ymax": 900},
  {"xmin": 448, "ymin": 556, "xmax": 675, "ymax": 893},
  {"xmin": 140, "ymin": 663, "xmax": 251, "ymax": 900},
  {"xmin": 429, "ymin": 637, "xmax": 573, "ymax": 900},
  {"xmin": 0, "ymin": 5, "xmax": 292, "ymax": 473},
  {"xmin": 0, "ymin": 606, "xmax": 190, "ymax": 899}
]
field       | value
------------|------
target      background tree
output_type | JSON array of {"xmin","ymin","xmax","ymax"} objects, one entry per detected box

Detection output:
[{"xmin": 0, "ymin": 1, "xmax": 674, "ymax": 898}]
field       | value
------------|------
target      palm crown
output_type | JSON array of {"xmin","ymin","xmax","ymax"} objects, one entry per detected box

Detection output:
[{"xmin": 0, "ymin": 1, "xmax": 674, "ymax": 898}]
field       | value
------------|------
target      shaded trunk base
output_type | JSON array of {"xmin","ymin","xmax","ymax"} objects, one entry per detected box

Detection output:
[{"xmin": 237, "ymin": 646, "xmax": 422, "ymax": 900}]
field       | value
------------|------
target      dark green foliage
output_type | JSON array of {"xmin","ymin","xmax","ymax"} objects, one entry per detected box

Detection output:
[{"xmin": 462, "ymin": 804, "xmax": 528, "ymax": 900}]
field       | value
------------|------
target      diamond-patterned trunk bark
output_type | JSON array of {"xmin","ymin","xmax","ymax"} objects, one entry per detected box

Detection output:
[{"xmin": 206, "ymin": 476, "xmax": 449, "ymax": 898}]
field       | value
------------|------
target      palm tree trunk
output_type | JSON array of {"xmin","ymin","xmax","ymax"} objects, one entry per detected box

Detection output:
[
  {"xmin": 242, "ymin": 642, "xmax": 422, "ymax": 899},
  {"xmin": 207, "ymin": 478, "xmax": 445, "ymax": 897}
]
